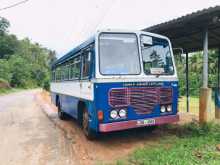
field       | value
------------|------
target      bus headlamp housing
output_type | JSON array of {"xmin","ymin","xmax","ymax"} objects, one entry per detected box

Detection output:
[
  {"xmin": 110, "ymin": 110, "xmax": 118, "ymax": 119},
  {"xmin": 167, "ymin": 105, "xmax": 172, "ymax": 112},
  {"xmin": 160, "ymin": 106, "xmax": 166, "ymax": 113},
  {"xmin": 119, "ymin": 109, "xmax": 126, "ymax": 118},
  {"xmin": 110, "ymin": 109, "xmax": 127, "ymax": 119},
  {"xmin": 160, "ymin": 105, "xmax": 172, "ymax": 113}
]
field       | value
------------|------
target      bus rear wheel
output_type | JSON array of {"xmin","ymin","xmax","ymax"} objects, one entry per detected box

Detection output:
[
  {"xmin": 57, "ymin": 98, "xmax": 67, "ymax": 120},
  {"xmin": 82, "ymin": 109, "xmax": 97, "ymax": 140}
]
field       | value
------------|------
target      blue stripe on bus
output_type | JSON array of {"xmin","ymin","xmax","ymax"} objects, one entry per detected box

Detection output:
[{"xmin": 51, "ymin": 81, "xmax": 178, "ymax": 133}]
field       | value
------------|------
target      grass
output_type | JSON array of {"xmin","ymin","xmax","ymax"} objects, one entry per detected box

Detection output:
[
  {"xmin": 114, "ymin": 122, "xmax": 220, "ymax": 165},
  {"xmin": 178, "ymin": 96, "xmax": 215, "ymax": 116},
  {"xmin": 0, "ymin": 88, "xmax": 24, "ymax": 95}
]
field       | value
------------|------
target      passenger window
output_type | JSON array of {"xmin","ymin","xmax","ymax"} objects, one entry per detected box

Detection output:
[
  {"xmin": 61, "ymin": 66, "xmax": 65, "ymax": 80},
  {"xmin": 82, "ymin": 51, "xmax": 91, "ymax": 79},
  {"xmin": 55, "ymin": 67, "xmax": 61, "ymax": 81},
  {"xmin": 64, "ymin": 65, "xmax": 69, "ymax": 80},
  {"xmin": 70, "ymin": 56, "xmax": 81, "ymax": 79}
]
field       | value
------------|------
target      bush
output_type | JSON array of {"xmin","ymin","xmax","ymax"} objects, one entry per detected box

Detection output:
[
  {"xmin": 0, "ymin": 78, "xmax": 10, "ymax": 89},
  {"xmin": 0, "ymin": 59, "xmax": 11, "ymax": 82},
  {"xmin": 8, "ymin": 56, "xmax": 39, "ymax": 88},
  {"xmin": 43, "ymin": 79, "xmax": 50, "ymax": 91}
]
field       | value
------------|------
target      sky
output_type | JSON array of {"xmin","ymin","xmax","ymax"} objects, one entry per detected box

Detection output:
[{"xmin": 1, "ymin": 0, "xmax": 220, "ymax": 57}]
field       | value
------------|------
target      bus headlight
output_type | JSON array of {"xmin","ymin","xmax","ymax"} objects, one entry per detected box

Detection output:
[
  {"xmin": 167, "ymin": 105, "xmax": 172, "ymax": 112},
  {"xmin": 119, "ymin": 109, "xmax": 126, "ymax": 118},
  {"xmin": 160, "ymin": 106, "xmax": 166, "ymax": 113},
  {"xmin": 110, "ymin": 110, "xmax": 118, "ymax": 119}
]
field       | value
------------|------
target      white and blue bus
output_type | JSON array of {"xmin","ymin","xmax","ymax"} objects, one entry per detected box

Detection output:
[{"xmin": 51, "ymin": 30, "xmax": 179, "ymax": 139}]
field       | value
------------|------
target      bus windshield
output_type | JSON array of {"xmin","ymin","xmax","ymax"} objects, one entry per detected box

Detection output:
[
  {"xmin": 99, "ymin": 33, "xmax": 140, "ymax": 75},
  {"xmin": 141, "ymin": 35, "xmax": 174, "ymax": 75}
]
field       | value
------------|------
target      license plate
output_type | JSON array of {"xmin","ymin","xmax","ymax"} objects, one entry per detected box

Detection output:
[{"xmin": 137, "ymin": 119, "xmax": 155, "ymax": 126}]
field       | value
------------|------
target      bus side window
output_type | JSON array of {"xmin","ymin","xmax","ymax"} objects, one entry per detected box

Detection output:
[
  {"xmin": 81, "ymin": 51, "xmax": 91, "ymax": 79},
  {"xmin": 70, "ymin": 56, "xmax": 81, "ymax": 80},
  {"xmin": 55, "ymin": 67, "xmax": 60, "ymax": 81},
  {"xmin": 64, "ymin": 64, "xmax": 69, "ymax": 80}
]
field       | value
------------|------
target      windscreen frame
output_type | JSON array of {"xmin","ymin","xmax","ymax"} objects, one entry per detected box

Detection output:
[{"xmin": 98, "ymin": 32, "xmax": 141, "ymax": 76}]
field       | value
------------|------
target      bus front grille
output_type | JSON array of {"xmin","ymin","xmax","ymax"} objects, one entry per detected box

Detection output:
[{"xmin": 109, "ymin": 87, "xmax": 173, "ymax": 115}]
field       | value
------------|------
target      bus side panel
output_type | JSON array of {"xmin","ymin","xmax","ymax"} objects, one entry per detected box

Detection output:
[
  {"xmin": 50, "ymin": 92, "xmax": 79, "ymax": 119},
  {"xmin": 60, "ymin": 94, "xmax": 99, "ymax": 132},
  {"xmin": 60, "ymin": 94, "xmax": 78, "ymax": 118},
  {"xmin": 58, "ymin": 87, "xmax": 98, "ymax": 132}
]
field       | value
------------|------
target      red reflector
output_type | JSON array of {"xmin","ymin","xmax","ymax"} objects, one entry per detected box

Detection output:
[{"xmin": 98, "ymin": 111, "xmax": 103, "ymax": 121}]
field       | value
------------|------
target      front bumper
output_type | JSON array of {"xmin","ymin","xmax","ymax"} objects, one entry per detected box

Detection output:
[{"xmin": 99, "ymin": 114, "xmax": 179, "ymax": 132}]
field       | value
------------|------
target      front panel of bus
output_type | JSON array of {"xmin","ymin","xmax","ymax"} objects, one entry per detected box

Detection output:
[{"xmin": 94, "ymin": 32, "xmax": 179, "ymax": 132}]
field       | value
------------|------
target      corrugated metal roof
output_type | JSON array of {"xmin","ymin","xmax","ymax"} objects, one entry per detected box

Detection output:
[{"xmin": 143, "ymin": 6, "xmax": 220, "ymax": 52}]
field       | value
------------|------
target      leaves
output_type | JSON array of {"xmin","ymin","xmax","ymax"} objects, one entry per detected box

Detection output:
[
  {"xmin": 0, "ymin": 17, "xmax": 57, "ymax": 89},
  {"xmin": 176, "ymin": 51, "xmax": 219, "ymax": 96},
  {"xmin": 0, "ymin": 17, "xmax": 10, "ymax": 34}
]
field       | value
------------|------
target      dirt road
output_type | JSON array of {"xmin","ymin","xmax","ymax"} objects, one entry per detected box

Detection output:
[
  {"xmin": 0, "ymin": 89, "xmax": 192, "ymax": 165},
  {"xmin": 0, "ymin": 90, "xmax": 77, "ymax": 165}
]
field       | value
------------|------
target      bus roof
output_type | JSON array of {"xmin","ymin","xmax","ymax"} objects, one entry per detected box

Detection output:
[{"xmin": 52, "ymin": 35, "xmax": 95, "ymax": 68}]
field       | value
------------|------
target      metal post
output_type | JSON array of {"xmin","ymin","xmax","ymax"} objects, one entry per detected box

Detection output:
[
  {"xmin": 215, "ymin": 47, "xmax": 220, "ymax": 119},
  {"xmin": 218, "ymin": 48, "xmax": 220, "ymax": 92},
  {"xmin": 203, "ymin": 29, "xmax": 208, "ymax": 88},
  {"xmin": 186, "ymin": 51, "xmax": 189, "ymax": 112},
  {"xmin": 199, "ymin": 28, "xmax": 211, "ymax": 123}
]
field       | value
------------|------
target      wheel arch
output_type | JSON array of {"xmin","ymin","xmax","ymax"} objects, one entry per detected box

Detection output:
[
  {"xmin": 77, "ymin": 100, "xmax": 86, "ymax": 124},
  {"xmin": 77, "ymin": 99, "xmax": 98, "ymax": 132},
  {"xmin": 55, "ymin": 94, "xmax": 59, "ymax": 106}
]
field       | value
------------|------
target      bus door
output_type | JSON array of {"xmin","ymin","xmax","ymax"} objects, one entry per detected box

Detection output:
[{"xmin": 80, "ymin": 49, "xmax": 93, "ymax": 100}]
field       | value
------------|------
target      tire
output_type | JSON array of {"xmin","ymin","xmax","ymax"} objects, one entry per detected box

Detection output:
[
  {"xmin": 82, "ymin": 109, "xmax": 97, "ymax": 140},
  {"xmin": 57, "ymin": 98, "xmax": 67, "ymax": 120}
]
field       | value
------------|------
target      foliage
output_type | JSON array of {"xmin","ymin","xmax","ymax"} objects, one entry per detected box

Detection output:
[
  {"xmin": 43, "ymin": 77, "xmax": 50, "ymax": 91},
  {"xmin": 0, "ymin": 17, "xmax": 56, "ymax": 89},
  {"xmin": 0, "ymin": 17, "xmax": 10, "ymax": 34},
  {"xmin": 0, "ymin": 78, "xmax": 10, "ymax": 89},
  {"xmin": 0, "ymin": 59, "xmax": 11, "ymax": 81},
  {"xmin": 116, "ymin": 122, "xmax": 220, "ymax": 165},
  {"xmin": 0, "ymin": 87, "xmax": 23, "ymax": 95},
  {"xmin": 175, "ymin": 50, "xmax": 219, "ymax": 96}
]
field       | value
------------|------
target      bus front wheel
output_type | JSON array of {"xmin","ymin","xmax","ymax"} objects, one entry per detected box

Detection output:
[{"xmin": 82, "ymin": 109, "xmax": 97, "ymax": 140}]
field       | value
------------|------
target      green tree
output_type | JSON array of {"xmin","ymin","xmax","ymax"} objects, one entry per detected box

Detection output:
[
  {"xmin": 0, "ymin": 17, "xmax": 57, "ymax": 89},
  {"xmin": 0, "ymin": 17, "xmax": 10, "ymax": 34},
  {"xmin": 8, "ymin": 56, "xmax": 33, "ymax": 88},
  {"xmin": 0, "ymin": 34, "xmax": 19, "ymax": 59},
  {"xmin": 0, "ymin": 59, "xmax": 11, "ymax": 81}
]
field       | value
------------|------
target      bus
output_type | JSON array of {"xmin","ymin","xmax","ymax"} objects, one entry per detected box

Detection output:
[{"xmin": 51, "ymin": 30, "xmax": 179, "ymax": 139}]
